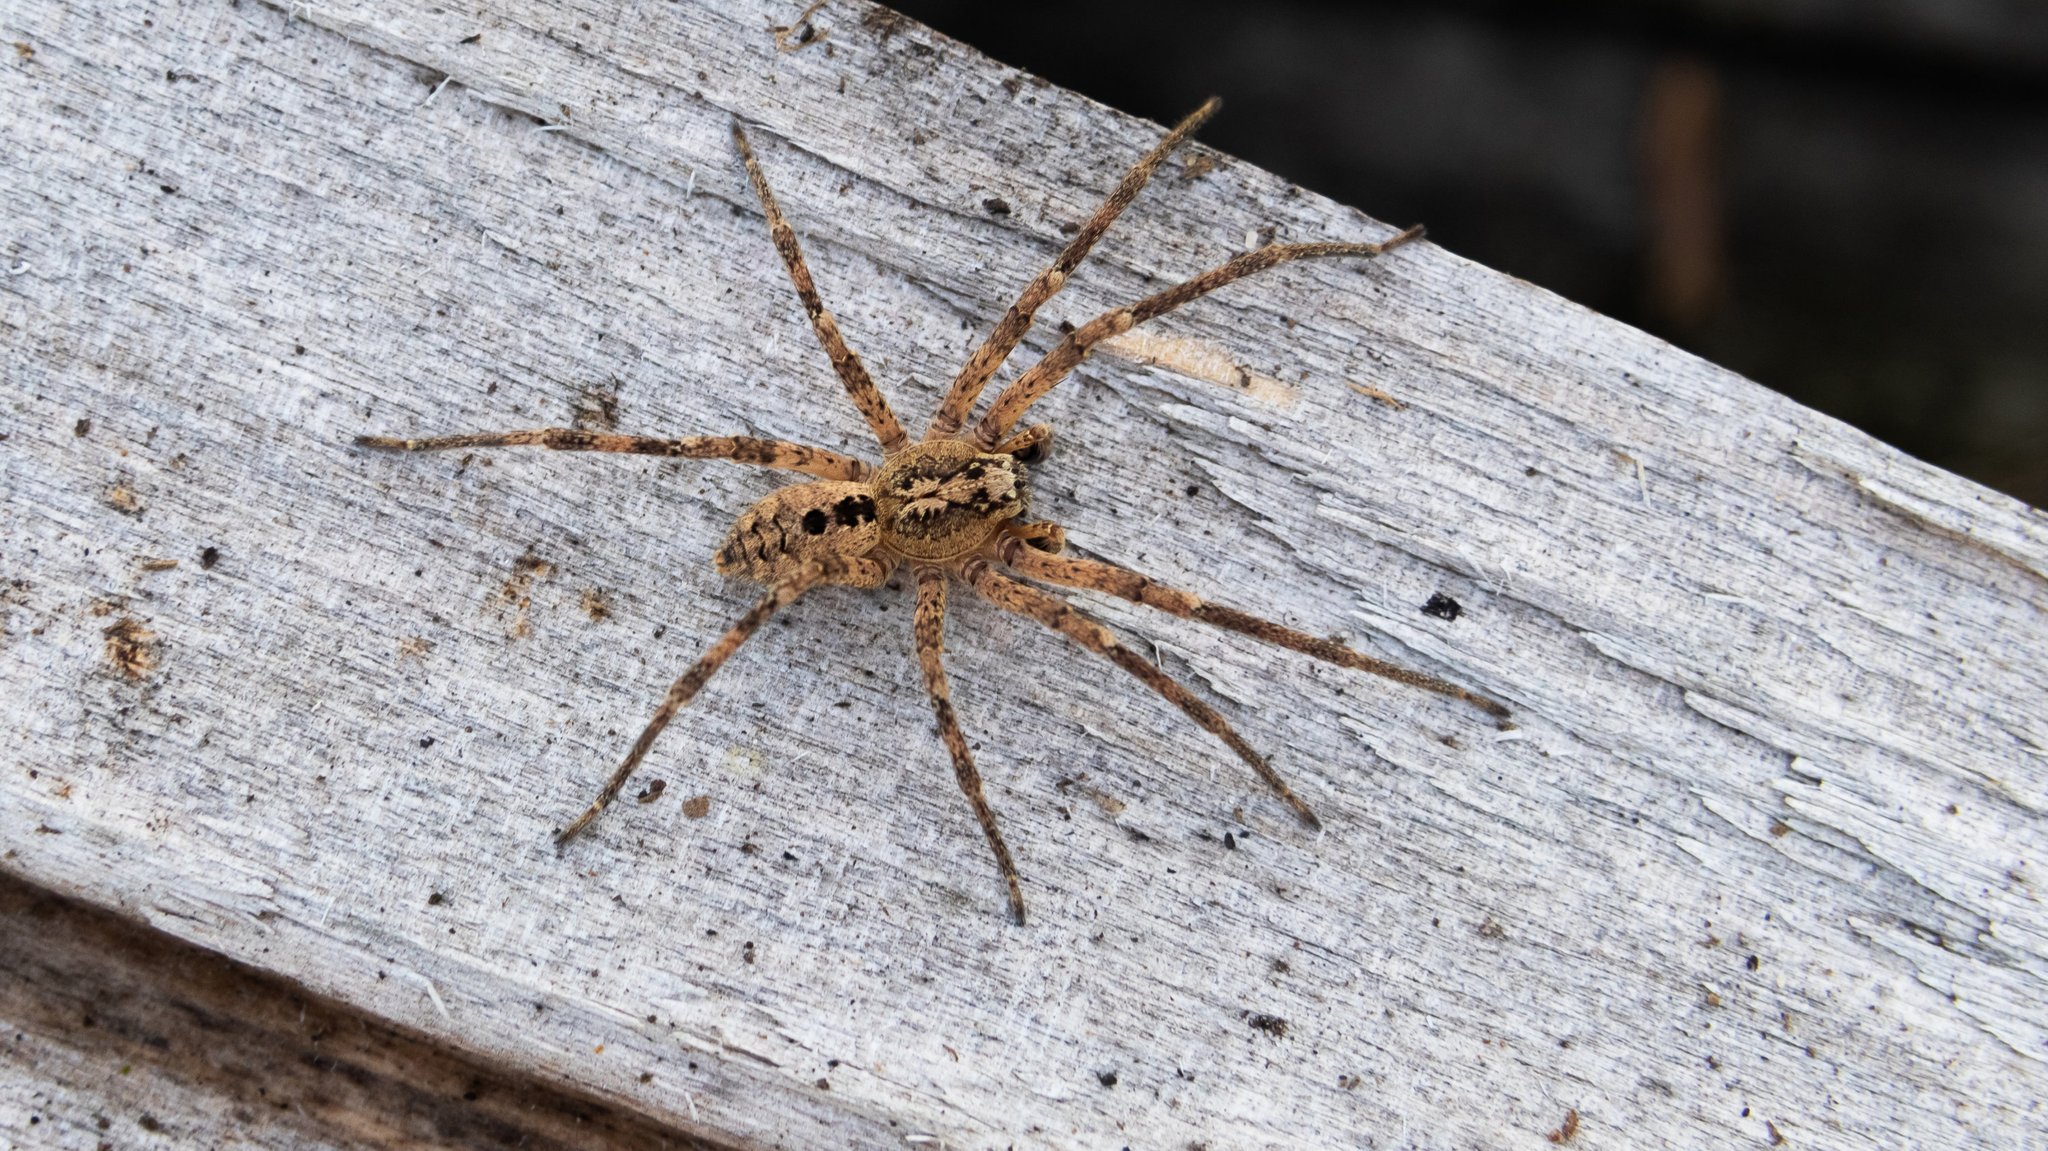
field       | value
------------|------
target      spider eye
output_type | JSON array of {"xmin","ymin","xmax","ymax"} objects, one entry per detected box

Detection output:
[{"xmin": 801, "ymin": 509, "xmax": 828, "ymax": 535}]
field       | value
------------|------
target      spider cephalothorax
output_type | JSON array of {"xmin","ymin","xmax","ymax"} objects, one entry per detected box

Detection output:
[
  {"xmin": 875, "ymin": 443, "xmax": 1029, "ymax": 562},
  {"xmin": 359, "ymin": 99, "xmax": 1507, "ymax": 925}
]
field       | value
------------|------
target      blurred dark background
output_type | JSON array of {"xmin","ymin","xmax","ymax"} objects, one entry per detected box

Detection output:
[{"xmin": 885, "ymin": 0, "xmax": 2048, "ymax": 508}]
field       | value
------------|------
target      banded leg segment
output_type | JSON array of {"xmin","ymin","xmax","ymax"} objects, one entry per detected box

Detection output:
[
  {"xmin": 555, "ymin": 559, "xmax": 842, "ymax": 845},
  {"xmin": 914, "ymin": 567, "xmax": 1028, "ymax": 925},
  {"xmin": 925, "ymin": 98, "xmax": 1222, "ymax": 440},
  {"xmin": 961, "ymin": 558, "xmax": 1319, "ymax": 828},
  {"xmin": 973, "ymin": 229, "xmax": 1426, "ymax": 447},
  {"xmin": 731, "ymin": 121, "xmax": 910, "ymax": 455},
  {"xmin": 355, "ymin": 428, "xmax": 872, "ymax": 482},
  {"xmin": 998, "ymin": 538, "xmax": 1509, "ymax": 719}
]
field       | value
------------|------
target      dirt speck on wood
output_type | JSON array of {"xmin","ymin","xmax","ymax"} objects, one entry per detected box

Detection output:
[
  {"xmin": 102, "ymin": 617, "xmax": 159, "ymax": 679},
  {"xmin": 571, "ymin": 382, "xmax": 620, "ymax": 431},
  {"xmin": 498, "ymin": 551, "xmax": 556, "ymax": 638}
]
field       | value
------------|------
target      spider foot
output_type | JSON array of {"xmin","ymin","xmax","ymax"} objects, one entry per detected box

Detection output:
[
  {"xmin": 553, "ymin": 807, "xmax": 601, "ymax": 848},
  {"xmin": 1376, "ymin": 222, "xmax": 1427, "ymax": 254}
]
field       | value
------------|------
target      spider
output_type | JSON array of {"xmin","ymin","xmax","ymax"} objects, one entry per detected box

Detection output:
[{"xmin": 359, "ymin": 99, "xmax": 1508, "ymax": 924}]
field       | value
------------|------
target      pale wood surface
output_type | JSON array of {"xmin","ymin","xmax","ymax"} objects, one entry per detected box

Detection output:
[
  {"xmin": 3, "ymin": 1, "xmax": 2046, "ymax": 1148},
  {"xmin": 0, "ymin": 870, "xmax": 727, "ymax": 1151}
]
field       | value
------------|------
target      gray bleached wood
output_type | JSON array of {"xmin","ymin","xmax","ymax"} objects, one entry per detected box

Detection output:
[{"xmin": 2, "ymin": 0, "xmax": 2045, "ymax": 1147}]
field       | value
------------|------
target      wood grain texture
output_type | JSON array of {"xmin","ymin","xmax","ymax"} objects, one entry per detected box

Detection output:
[
  {"xmin": 0, "ymin": 870, "xmax": 733, "ymax": 1150},
  {"xmin": 3, "ymin": 1, "xmax": 2044, "ymax": 1148}
]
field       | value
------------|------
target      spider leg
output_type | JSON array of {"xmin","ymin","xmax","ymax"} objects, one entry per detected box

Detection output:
[
  {"xmin": 731, "ymin": 121, "xmax": 910, "ymax": 455},
  {"xmin": 959, "ymin": 558, "xmax": 1320, "ymax": 829},
  {"xmin": 356, "ymin": 429, "xmax": 872, "ymax": 481},
  {"xmin": 972, "ymin": 228, "xmax": 1426, "ymax": 448},
  {"xmin": 554, "ymin": 559, "xmax": 841, "ymax": 845},
  {"xmin": 913, "ymin": 567, "xmax": 1028, "ymax": 925},
  {"xmin": 997, "ymin": 537, "xmax": 1509, "ymax": 720},
  {"xmin": 925, "ymin": 99, "xmax": 1222, "ymax": 441}
]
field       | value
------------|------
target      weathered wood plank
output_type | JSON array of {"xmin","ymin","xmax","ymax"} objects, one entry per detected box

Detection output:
[
  {"xmin": 3, "ymin": 1, "xmax": 2043, "ymax": 1148},
  {"xmin": 0, "ymin": 870, "xmax": 731, "ymax": 1149}
]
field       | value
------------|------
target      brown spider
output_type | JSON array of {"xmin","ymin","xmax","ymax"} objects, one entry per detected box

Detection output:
[{"xmin": 359, "ymin": 99, "xmax": 1508, "ymax": 924}]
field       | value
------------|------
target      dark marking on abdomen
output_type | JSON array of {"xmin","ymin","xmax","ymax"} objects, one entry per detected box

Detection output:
[{"xmin": 834, "ymin": 494, "xmax": 876, "ymax": 526}]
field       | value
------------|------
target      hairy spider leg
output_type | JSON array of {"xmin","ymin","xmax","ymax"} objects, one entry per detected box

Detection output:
[
  {"xmin": 925, "ymin": 98, "xmax": 1222, "ymax": 441},
  {"xmin": 997, "ymin": 537, "xmax": 1510, "ymax": 719},
  {"xmin": 973, "ymin": 231, "xmax": 1425, "ymax": 448},
  {"xmin": 732, "ymin": 121, "xmax": 910, "ymax": 454},
  {"xmin": 913, "ymin": 568, "xmax": 1028, "ymax": 924},
  {"xmin": 960, "ymin": 558, "xmax": 1320, "ymax": 829},
  {"xmin": 355, "ymin": 429, "xmax": 872, "ymax": 481},
  {"xmin": 554, "ymin": 559, "xmax": 849, "ymax": 845}
]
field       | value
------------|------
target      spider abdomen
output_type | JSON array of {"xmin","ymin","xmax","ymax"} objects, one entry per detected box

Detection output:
[
  {"xmin": 875, "ymin": 441, "xmax": 1028, "ymax": 562},
  {"xmin": 716, "ymin": 480, "xmax": 883, "ymax": 584}
]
